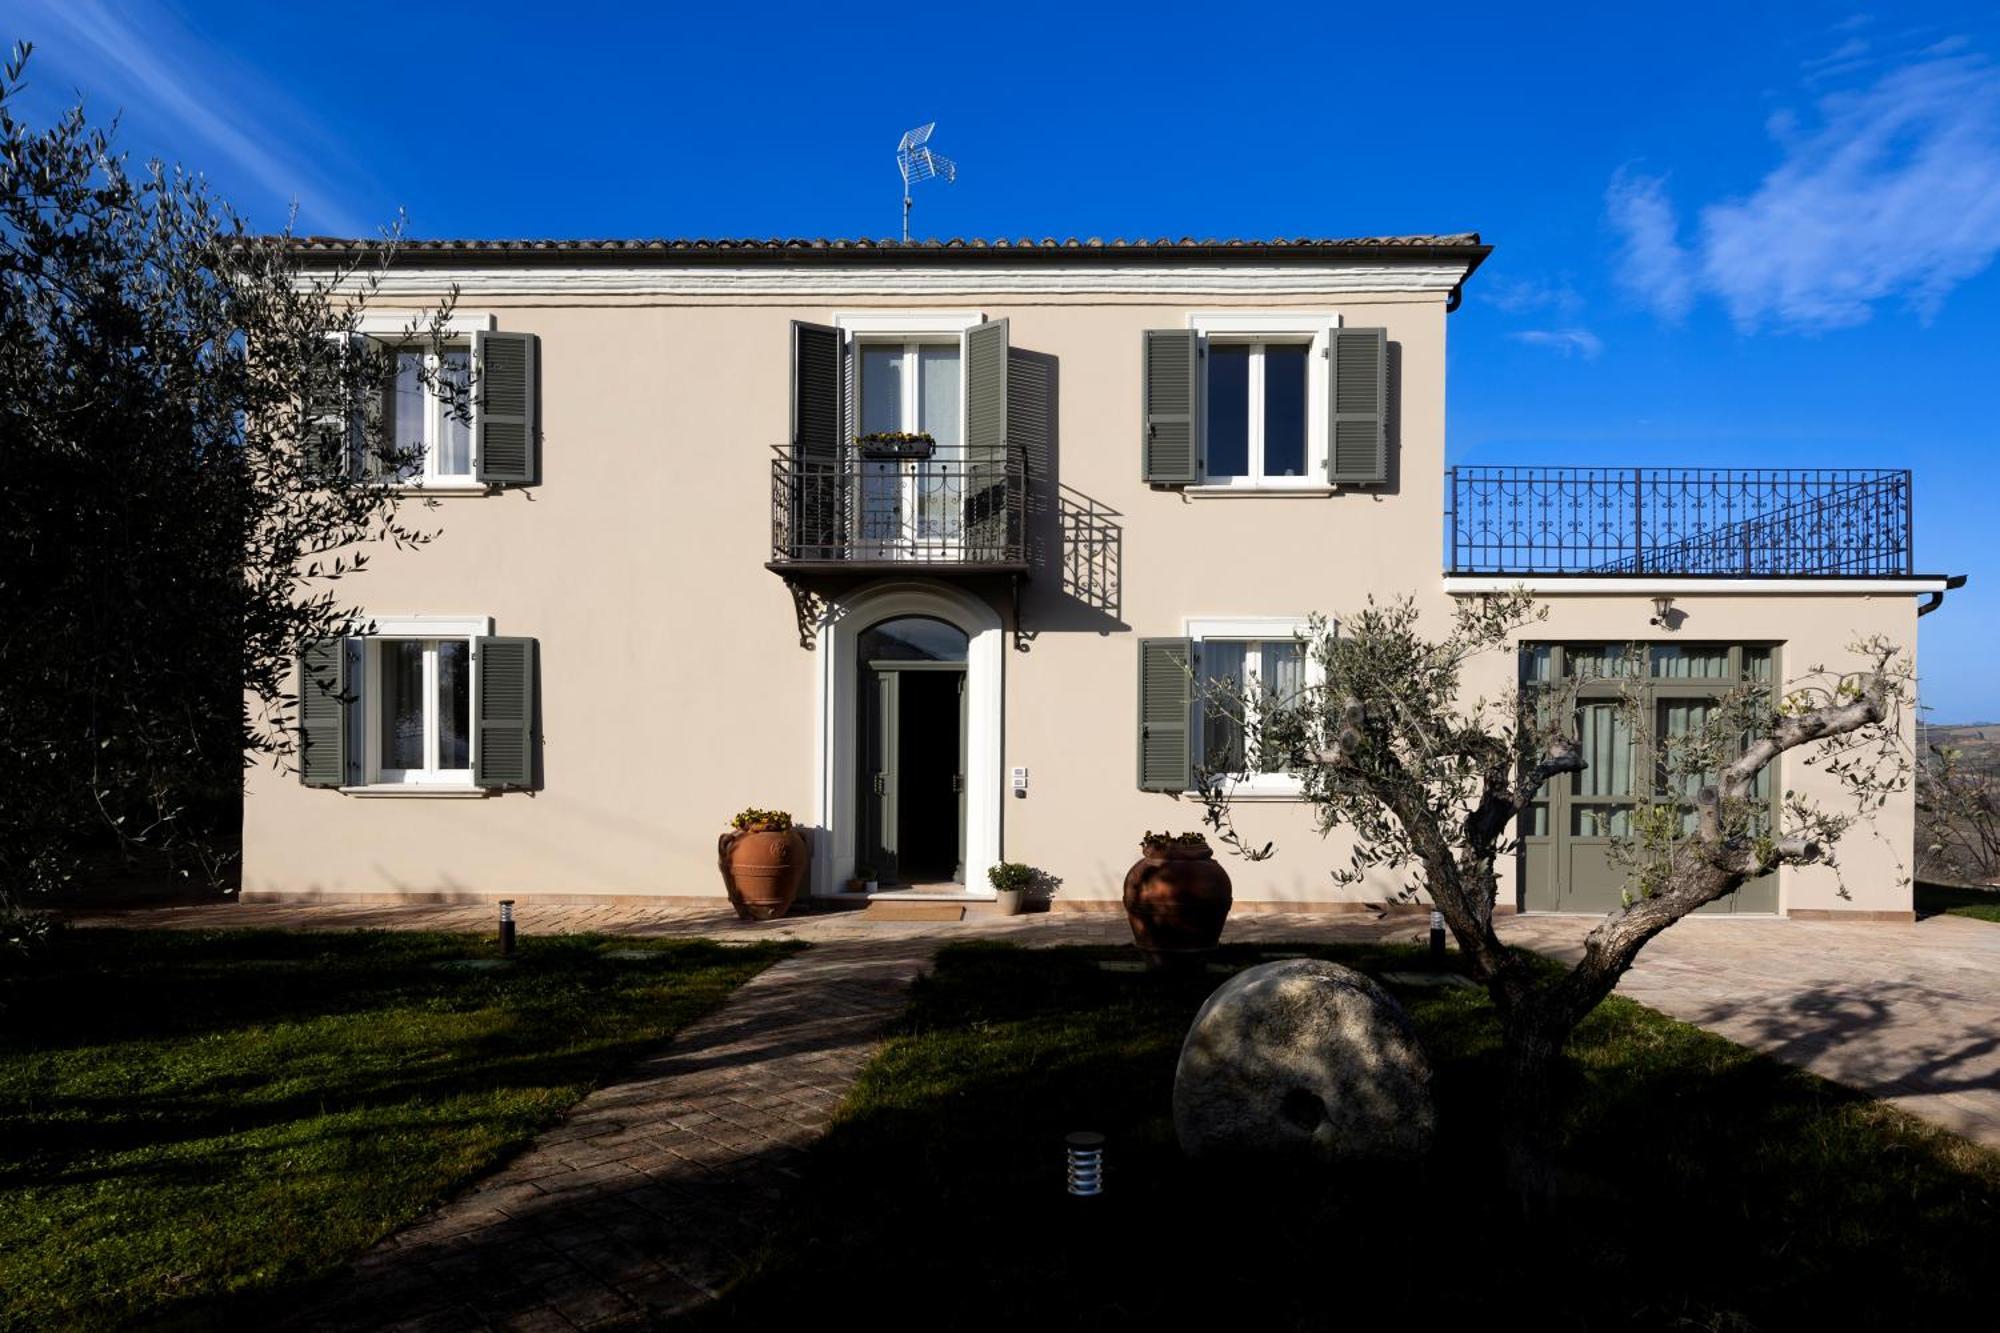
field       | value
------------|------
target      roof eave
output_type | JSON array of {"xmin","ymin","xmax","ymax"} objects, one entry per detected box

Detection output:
[{"xmin": 273, "ymin": 238, "xmax": 1493, "ymax": 277}]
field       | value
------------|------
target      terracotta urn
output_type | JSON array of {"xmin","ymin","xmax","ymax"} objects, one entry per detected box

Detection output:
[
  {"xmin": 1123, "ymin": 839, "xmax": 1233, "ymax": 966},
  {"xmin": 718, "ymin": 824, "xmax": 808, "ymax": 921}
]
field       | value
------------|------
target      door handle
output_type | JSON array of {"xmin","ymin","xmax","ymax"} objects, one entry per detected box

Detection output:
[
  {"xmin": 872, "ymin": 772, "xmax": 888, "ymax": 795},
  {"xmin": 951, "ymin": 775, "xmax": 964, "ymax": 794}
]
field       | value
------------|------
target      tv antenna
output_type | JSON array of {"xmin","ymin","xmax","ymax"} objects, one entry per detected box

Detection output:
[{"xmin": 896, "ymin": 122, "xmax": 956, "ymax": 243}]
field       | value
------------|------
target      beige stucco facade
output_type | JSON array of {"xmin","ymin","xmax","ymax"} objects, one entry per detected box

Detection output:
[{"xmin": 241, "ymin": 246, "xmax": 1933, "ymax": 918}]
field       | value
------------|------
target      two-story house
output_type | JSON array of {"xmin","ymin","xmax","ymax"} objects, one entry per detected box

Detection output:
[{"xmin": 245, "ymin": 234, "xmax": 1957, "ymax": 920}]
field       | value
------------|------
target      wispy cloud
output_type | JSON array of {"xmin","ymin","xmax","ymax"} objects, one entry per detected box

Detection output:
[
  {"xmin": 1606, "ymin": 168, "xmax": 1695, "ymax": 321},
  {"xmin": 1608, "ymin": 46, "xmax": 2000, "ymax": 332},
  {"xmin": 1509, "ymin": 328, "xmax": 1604, "ymax": 360},
  {"xmin": 1481, "ymin": 274, "xmax": 1585, "ymax": 316},
  {"xmin": 15, "ymin": 0, "xmax": 378, "ymax": 235}
]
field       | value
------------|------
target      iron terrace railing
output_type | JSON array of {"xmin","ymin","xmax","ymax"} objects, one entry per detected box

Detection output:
[
  {"xmin": 1446, "ymin": 467, "xmax": 1913, "ymax": 577},
  {"xmin": 769, "ymin": 443, "xmax": 1028, "ymax": 570}
]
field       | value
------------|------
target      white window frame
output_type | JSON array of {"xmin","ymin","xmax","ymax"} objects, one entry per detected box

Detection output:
[
  {"xmin": 837, "ymin": 311, "xmax": 983, "ymax": 555},
  {"xmin": 853, "ymin": 338, "xmax": 965, "ymax": 436},
  {"xmin": 1186, "ymin": 312, "xmax": 1342, "ymax": 493},
  {"xmin": 354, "ymin": 312, "xmax": 496, "ymax": 493},
  {"xmin": 1185, "ymin": 616, "xmax": 1320, "ymax": 799},
  {"xmin": 342, "ymin": 614, "xmax": 492, "ymax": 795}
]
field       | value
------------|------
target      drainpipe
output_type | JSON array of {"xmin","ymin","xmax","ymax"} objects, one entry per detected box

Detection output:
[
  {"xmin": 1917, "ymin": 573, "xmax": 1968, "ymax": 617},
  {"xmin": 1445, "ymin": 283, "xmax": 1464, "ymax": 314}
]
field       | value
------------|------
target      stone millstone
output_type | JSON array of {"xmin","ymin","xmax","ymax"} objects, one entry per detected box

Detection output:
[{"xmin": 1173, "ymin": 958, "xmax": 1436, "ymax": 1165}]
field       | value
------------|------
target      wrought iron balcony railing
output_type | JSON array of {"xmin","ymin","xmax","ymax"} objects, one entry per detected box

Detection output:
[
  {"xmin": 1447, "ymin": 467, "xmax": 1913, "ymax": 577},
  {"xmin": 769, "ymin": 443, "xmax": 1028, "ymax": 571}
]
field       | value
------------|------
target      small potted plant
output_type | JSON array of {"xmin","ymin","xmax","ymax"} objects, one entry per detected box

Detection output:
[
  {"xmin": 846, "ymin": 863, "xmax": 879, "ymax": 895},
  {"xmin": 717, "ymin": 808, "xmax": 808, "ymax": 920},
  {"xmin": 987, "ymin": 861, "xmax": 1037, "ymax": 916},
  {"xmin": 855, "ymin": 430, "xmax": 936, "ymax": 461},
  {"xmin": 1122, "ymin": 831, "xmax": 1233, "ymax": 966}
]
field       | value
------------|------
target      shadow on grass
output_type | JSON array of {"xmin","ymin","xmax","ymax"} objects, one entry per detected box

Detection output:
[
  {"xmin": 0, "ymin": 929, "xmax": 799, "ymax": 1330},
  {"xmin": 688, "ymin": 941, "xmax": 2000, "ymax": 1332},
  {"xmin": 1916, "ymin": 880, "xmax": 2000, "ymax": 922}
]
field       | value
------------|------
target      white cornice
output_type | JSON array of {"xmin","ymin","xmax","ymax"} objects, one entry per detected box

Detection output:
[
  {"xmin": 1443, "ymin": 576, "xmax": 1950, "ymax": 596},
  {"xmin": 346, "ymin": 262, "xmax": 1471, "ymax": 299}
]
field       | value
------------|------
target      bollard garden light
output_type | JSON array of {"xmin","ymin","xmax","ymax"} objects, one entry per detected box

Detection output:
[
  {"xmin": 1429, "ymin": 909, "xmax": 1445, "ymax": 966},
  {"xmin": 1066, "ymin": 1131, "xmax": 1105, "ymax": 1197},
  {"xmin": 499, "ymin": 900, "xmax": 516, "ymax": 956}
]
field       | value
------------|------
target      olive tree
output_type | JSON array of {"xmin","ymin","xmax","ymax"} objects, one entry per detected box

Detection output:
[
  {"xmin": 1918, "ymin": 742, "xmax": 1999, "ymax": 886},
  {"xmin": 0, "ymin": 43, "xmax": 463, "ymax": 900},
  {"xmin": 1196, "ymin": 592, "xmax": 1910, "ymax": 1203}
]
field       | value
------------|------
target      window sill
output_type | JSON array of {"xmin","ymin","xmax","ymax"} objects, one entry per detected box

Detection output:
[
  {"xmin": 389, "ymin": 482, "xmax": 492, "ymax": 497},
  {"xmin": 339, "ymin": 784, "xmax": 489, "ymax": 798},
  {"xmin": 1183, "ymin": 485, "xmax": 1338, "ymax": 499},
  {"xmin": 1184, "ymin": 784, "xmax": 1306, "ymax": 802}
]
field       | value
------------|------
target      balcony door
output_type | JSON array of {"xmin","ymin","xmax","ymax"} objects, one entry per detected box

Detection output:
[{"xmin": 857, "ymin": 340, "xmax": 963, "ymax": 557}]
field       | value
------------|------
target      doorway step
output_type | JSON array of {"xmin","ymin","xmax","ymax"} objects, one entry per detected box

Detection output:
[{"xmin": 859, "ymin": 900, "xmax": 966, "ymax": 923}]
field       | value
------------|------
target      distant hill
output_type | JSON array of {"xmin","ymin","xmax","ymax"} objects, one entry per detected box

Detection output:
[{"xmin": 1921, "ymin": 725, "xmax": 2000, "ymax": 774}]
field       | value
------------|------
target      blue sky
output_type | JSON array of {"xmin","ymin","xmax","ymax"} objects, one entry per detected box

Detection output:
[{"xmin": 7, "ymin": 0, "xmax": 1996, "ymax": 720}]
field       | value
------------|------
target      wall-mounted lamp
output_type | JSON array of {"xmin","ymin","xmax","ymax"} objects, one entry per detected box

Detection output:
[{"xmin": 1648, "ymin": 596, "xmax": 1677, "ymax": 630}]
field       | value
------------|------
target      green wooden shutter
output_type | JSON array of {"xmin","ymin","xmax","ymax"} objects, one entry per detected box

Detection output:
[
  {"xmin": 304, "ymin": 332, "xmax": 363, "ymax": 481},
  {"xmin": 790, "ymin": 321, "xmax": 844, "ymax": 558},
  {"xmin": 1328, "ymin": 327, "xmax": 1387, "ymax": 485},
  {"xmin": 1137, "ymin": 637, "xmax": 1195, "ymax": 791},
  {"xmin": 474, "ymin": 330, "xmax": 538, "ymax": 485},
  {"xmin": 1142, "ymin": 330, "xmax": 1199, "ymax": 484},
  {"xmin": 474, "ymin": 636, "xmax": 536, "ymax": 789},
  {"xmin": 964, "ymin": 318, "xmax": 1009, "ymax": 452},
  {"xmin": 963, "ymin": 319, "xmax": 1010, "ymax": 558},
  {"xmin": 1006, "ymin": 346, "xmax": 1052, "ymax": 561},
  {"xmin": 298, "ymin": 638, "xmax": 349, "ymax": 788},
  {"xmin": 365, "ymin": 336, "xmax": 397, "ymax": 480}
]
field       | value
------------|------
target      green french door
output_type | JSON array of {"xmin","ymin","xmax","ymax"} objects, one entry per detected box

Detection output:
[
  {"xmin": 858, "ymin": 661, "xmax": 968, "ymax": 887},
  {"xmin": 861, "ymin": 666, "xmax": 900, "ymax": 884},
  {"xmin": 1519, "ymin": 643, "xmax": 1778, "ymax": 914}
]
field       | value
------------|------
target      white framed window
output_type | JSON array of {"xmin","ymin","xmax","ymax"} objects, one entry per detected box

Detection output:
[
  {"xmin": 1187, "ymin": 312, "xmax": 1339, "ymax": 490},
  {"xmin": 366, "ymin": 637, "xmax": 472, "ymax": 784},
  {"xmin": 352, "ymin": 312, "xmax": 497, "ymax": 490},
  {"xmin": 351, "ymin": 615, "xmax": 491, "ymax": 791},
  {"xmin": 1186, "ymin": 617, "xmax": 1317, "ymax": 797},
  {"xmin": 1203, "ymin": 340, "xmax": 1311, "ymax": 484},
  {"xmin": 382, "ymin": 345, "xmax": 475, "ymax": 485}
]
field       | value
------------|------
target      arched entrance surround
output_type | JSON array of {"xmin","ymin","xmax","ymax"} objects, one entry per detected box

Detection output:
[{"xmin": 813, "ymin": 581, "xmax": 1004, "ymax": 897}]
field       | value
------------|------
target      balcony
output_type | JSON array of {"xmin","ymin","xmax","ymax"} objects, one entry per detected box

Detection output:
[
  {"xmin": 769, "ymin": 443, "xmax": 1028, "ymax": 575},
  {"xmin": 1446, "ymin": 467, "xmax": 1913, "ymax": 577}
]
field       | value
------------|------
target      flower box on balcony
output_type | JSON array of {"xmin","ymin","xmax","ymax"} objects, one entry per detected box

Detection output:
[{"xmin": 856, "ymin": 431, "xmax": 936, "ymax": 462}]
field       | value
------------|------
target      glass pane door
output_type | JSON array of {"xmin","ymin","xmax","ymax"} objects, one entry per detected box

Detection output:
[
  {"xmin": 917, "ymin": 345, "xmax": 961, "ymax": 543},
  {"xmin": 857, "ymin": 341, "xmax": 962, "ymax": 557},
  {"xmin": 1571, "ymin": 700, "xmax": 1635, "ymax": 838},
  {"xmin": 858, "ymin": 344, "xmax": 904, "ymax": 551}
]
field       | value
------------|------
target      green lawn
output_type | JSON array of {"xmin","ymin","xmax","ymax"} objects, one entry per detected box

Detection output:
[
  {"xmin": 1917, "ymin": 879, "xmax": 2000, "ymax": 922},
  {"xmin": 0, "ymin": 928, "xmax": 793, "ymax": 1330},
  {"xmin": 705, "ymin": 942, "xmax": 2000, "ymax": 1331}
]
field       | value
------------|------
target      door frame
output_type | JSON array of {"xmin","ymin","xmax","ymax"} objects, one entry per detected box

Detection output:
[
  {"xmin": 814, "ymin": 581, "xmax": 1003, "ymax": 898},
  {"xmin": 859, "ymin": 660, "xmax": 968, "ymax": 885},
  {"xmin": 1519, "ymin": 641, "xmax": 1781, "ymax": 914}
]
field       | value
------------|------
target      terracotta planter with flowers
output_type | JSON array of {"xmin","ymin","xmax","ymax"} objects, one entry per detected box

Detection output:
[
  {"xmin": 1122, "ymin": 832, "xmax": 1232, "ymax": 966},
  {"xmin": 718, "ymin": 808, "xmax": 807, "ymax": 921}
]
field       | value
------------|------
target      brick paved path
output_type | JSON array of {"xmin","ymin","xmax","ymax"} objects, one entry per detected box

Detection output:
[{"xmin": 285, "ymin": 941, "xmax": 933, "ymax": 1332}]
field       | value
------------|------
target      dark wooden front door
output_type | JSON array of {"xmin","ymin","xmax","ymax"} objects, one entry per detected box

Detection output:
[{"xmin": 858, "ymin": 663, "xmax": 967, "ymax": 886}]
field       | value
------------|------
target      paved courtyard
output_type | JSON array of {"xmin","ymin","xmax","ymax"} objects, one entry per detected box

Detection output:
[{"xmin": 65, "ymin": 896, "xmax": 2000, "ymax": 1328}]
